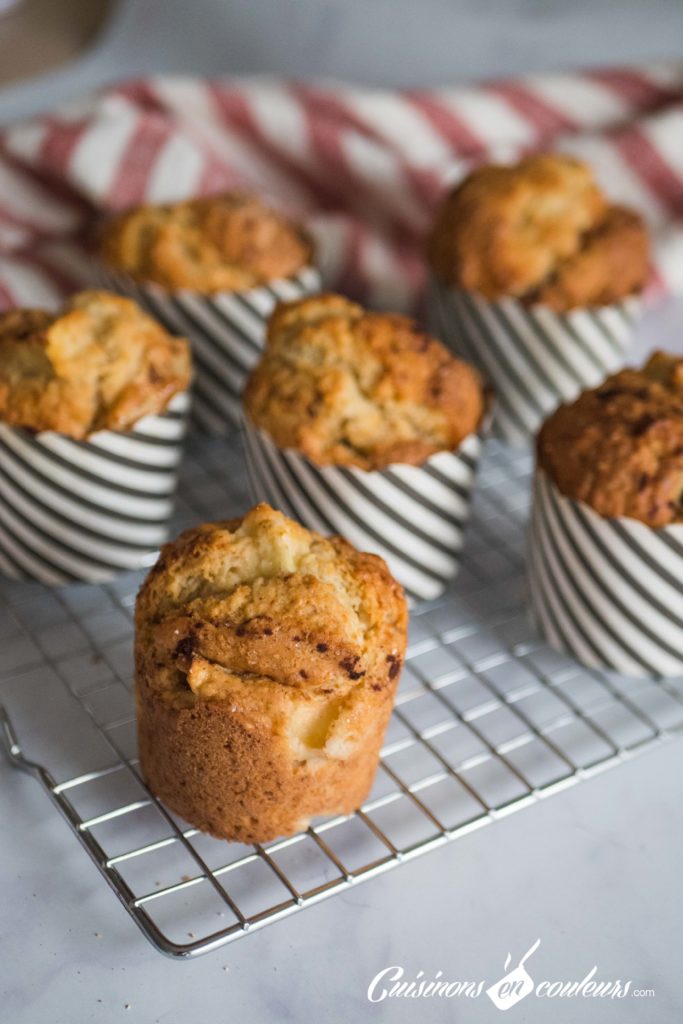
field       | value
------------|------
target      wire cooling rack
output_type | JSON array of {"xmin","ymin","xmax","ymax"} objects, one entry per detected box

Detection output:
[{"xmin": 2, "ymin": 434, "xmax": 683, "ymax": 959}]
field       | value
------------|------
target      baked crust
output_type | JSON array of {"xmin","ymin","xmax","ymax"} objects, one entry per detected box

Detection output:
[
  {"xmin": 0, "ymin": 290, "xmax": 191, "ymax": 439},
  {"xmin": 244, "ymin": 293, "xmax": 485, "ymax": 470},
  {"xmin": 528, "ymin": 206, "xmax": 650, "ymax": 311},
  {"xmin": 428, "ymin": 154, "xmax": 649, "ymax": 310},
  {"xmin": 537, "ymin": 351, "xmax": 683, "ymax": 527},
  {"xmin": 100, "ymin": 192, "xmax": 313, "ymax": 292},
  {"xmin": 135, "ymin": 503, "xmax": 408, "ymax": 842}
]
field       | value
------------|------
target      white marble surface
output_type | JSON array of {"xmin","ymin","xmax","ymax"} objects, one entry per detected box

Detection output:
[
  {"xmin": 1, "ymin": 5, "xmax": 683, "ymax": 1022},
  {"xmin": 1, "ymin": 726, "xmax": 681, "ymax": 1023}
]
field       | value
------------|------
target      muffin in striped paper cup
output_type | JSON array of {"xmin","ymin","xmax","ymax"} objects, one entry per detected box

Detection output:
[
  {"xmin": 529, "ymin": 351, "xmax": 683, "ymax": 677},
  {"xmin": 242, "ymin": 293, "xmax": 489, "ymax": 602},
  {"xmin": 427, "ymin": 154, "xmax": 650, "ymax": 445},
  {"xmin": 98, "ymin": 192, "xmax": 320, "ymax": 433},
  {"xmin": 0, "ymin": 291, "xmax": 191, "ymax": 585}
]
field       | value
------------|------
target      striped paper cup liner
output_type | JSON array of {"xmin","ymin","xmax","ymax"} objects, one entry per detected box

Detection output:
[
  {"xmin": 243, "ymin": 414, "xmax": 486, "ymax": 603},
  {"xmin": 528, "ymin": 469, "xmax": 683, "ymax": 678},
  {"xmin": 97, "ymin": 263, "xmax": 321, "ymax": 434},
  {"xmin": 0, "ymin": 392, "xmax": 189, "ymax": 586},
  {"xmin": 427, "ymin": 275, "xmax": 641, "ymax": 446}
]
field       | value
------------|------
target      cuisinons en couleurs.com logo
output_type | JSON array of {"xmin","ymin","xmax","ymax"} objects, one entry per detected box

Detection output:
[{"xmin": 367, "ymin": 939, "xmax": 655, "ymax": 1008}]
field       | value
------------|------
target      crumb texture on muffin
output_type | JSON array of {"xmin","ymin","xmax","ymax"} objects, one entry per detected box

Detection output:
[
  {"xmin": 537, "ymin": 351, "xmax": 683, "ymax": 527},
  {"xmin": 0, "ymin": 290, "xmax": 191, "ymax": 439},
  {"xmin": 101, "ymin": 192, "xmax": 313, "ymax": 292},
  {"xmin": 428, "ymin": 154, "xmax": 649, "ymax": 310},
  {"xmin": 135, "ymin": 503, "xmax": 408, "ymax": 842},
  {"xmin": 244, "ymin": 293, "xmax": 485, "ymax": 470}
]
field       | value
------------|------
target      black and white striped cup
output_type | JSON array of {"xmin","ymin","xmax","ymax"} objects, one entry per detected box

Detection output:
[
  {"xmin": 0, "ymin": 393, "xmax": 189, "ymax": 586},
  {"xmin": 529, "ymin": 469, "xmax": 683, "ymax": 678},
  {"xmin": 427, "ymin": 276, "xmax": 641, "ymax": 446},
  {"xmin": 243, "ymin": 415, "xmax": 486, "ymax": 602},
  {"xmin": 97, "ymin": 264, "xmax": 321, "ymax": 434}
]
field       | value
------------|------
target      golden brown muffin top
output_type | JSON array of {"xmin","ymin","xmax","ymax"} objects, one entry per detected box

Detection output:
[
  {"xmin": 0, "ymin": 290, "xmax": 191, "ymax": 439},
  {"xmin": 537, "ymin": 351, "xmax": 683, "ymax": 527},
  {"xmin": 244, "ymin": 293, "xmax": 485, "ymax": 470},
  {"xmin": 100, "ymin": 191, "xmax": 313, "ymax": 293},
  {"xmin": 136, "ymin": 504, "xmax": 408, "ymax": 717},
  {"xmin": 428, "ymin": 154, "xmax": 650, "ymax": 310}
]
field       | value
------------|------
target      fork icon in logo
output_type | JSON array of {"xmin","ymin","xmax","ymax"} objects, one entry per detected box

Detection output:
[{"xmin": 486, "ymin": 939, "xmax": 541, "ymax": 1010}]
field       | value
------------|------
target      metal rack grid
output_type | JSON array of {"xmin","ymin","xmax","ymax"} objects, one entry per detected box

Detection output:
[{"xmin": 2, "ymin": 435, "xmax": 683, "ymax": 959}]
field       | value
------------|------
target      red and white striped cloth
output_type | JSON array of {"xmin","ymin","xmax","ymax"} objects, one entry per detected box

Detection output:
[{"xmin": 0, "ymin": 63, "xmax": 683, "ymax": 313}]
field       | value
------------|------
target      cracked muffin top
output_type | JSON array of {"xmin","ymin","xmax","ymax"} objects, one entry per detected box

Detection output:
[
  {"xmin": 0, "ymin": 290, "xmax": 191, "ymax": 439},
  {"xmin": 100, "ymin": 191, "xmax": 313, "ymax": 292},
  {"xmin": 428, "ymin": 154, "xmax": 650, "ymax": 310},
  {"xmin": 244, "ymin": 293, "xmax": 486, "ymax": 470},
  {"xmin": 537, "ymin": 351, "xmax": 683, "ymax": 527},
  {"xmin": 135, "ymin": 503, "xmax": 408, "ymax": 714}
]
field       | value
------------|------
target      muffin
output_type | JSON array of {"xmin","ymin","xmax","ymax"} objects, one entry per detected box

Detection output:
[
  {"xmin": 135, "ymin": 503, "xmax": 408, "ymax": 843},
  {"xmin": 100, "ymin": 192, "xmax": 313, "ymax": 293},
  {"xmin": 243, "ymin": 293, "xmax": 488, "ymax": 601},
  {"xmin": 99, "ymin": 192, "xmax": 320, "ymax": 432},
  {"xmin": 427, "ymin": 154, "xmax": 650, "ymax": 444},
  {"xmin": 529, "ymin": 351, "xmax": 683, "ymax": 677},
  {"xmin": 0, "ymin": 290, "xmax": 191, "ymax": 585}
]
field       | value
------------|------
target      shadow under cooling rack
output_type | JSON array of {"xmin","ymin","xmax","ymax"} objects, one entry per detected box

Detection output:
[{"xmin": 2, "ymin": 437, "xmax": 683, "ymax": 958}]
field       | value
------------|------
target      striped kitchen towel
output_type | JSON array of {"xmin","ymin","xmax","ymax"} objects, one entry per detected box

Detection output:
[{"xmin": 0, "ymin": 63, "xmax": 682, "ymax": 312}]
